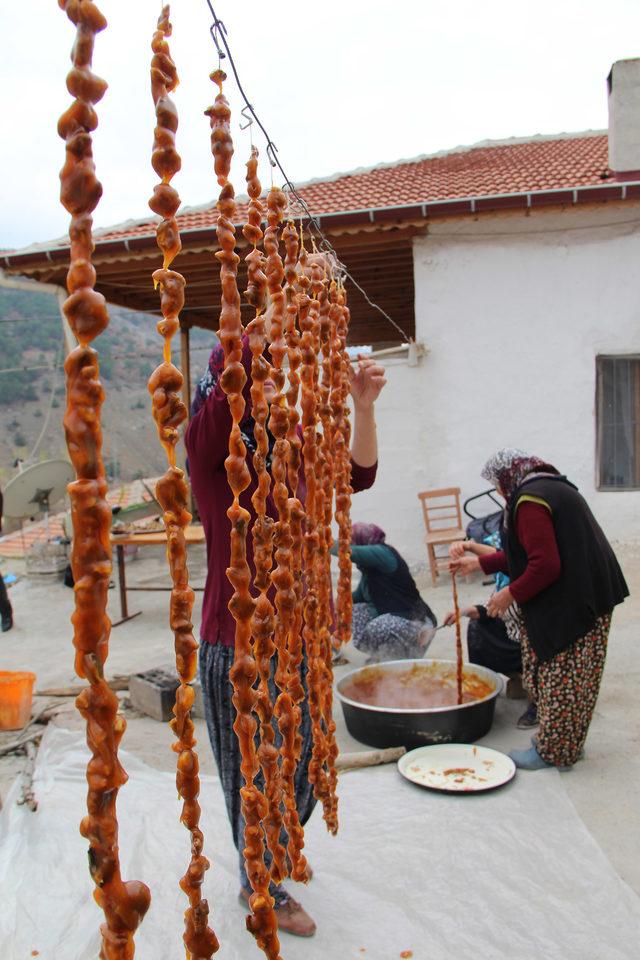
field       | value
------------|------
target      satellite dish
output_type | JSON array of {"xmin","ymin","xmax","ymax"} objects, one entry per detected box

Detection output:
[{"xmin": 3, "ymin": 459, "xmax": 74, "ymax": 520}]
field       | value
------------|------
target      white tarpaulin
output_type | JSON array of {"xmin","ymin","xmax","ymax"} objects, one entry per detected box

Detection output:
[{"xmin": 1, "ymin": 725, "xmax": 639, "ymax": 960}]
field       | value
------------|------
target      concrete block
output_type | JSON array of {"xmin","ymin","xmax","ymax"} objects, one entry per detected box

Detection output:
[
  {"xmin": 128, "ymin": 668, "xmax": 205, "ymax": 722},
  {"xmin": 129, "ymin": 668, "xmax": 179, "ymax": 722}
]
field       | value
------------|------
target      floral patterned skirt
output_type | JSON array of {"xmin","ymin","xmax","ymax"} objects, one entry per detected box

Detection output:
[{"xmin": 520, "ymin": 614, "xmax": 610, "ymax": 766}]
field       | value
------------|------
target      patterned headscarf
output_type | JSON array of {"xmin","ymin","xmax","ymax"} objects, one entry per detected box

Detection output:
[
  {"xmin": 191, "ymin": 341, "xmax": 226, "ymax": 417},
  {"xmin": 191, "ymin": 338, "xmax": 275, "ymax": 468},
  {"xmin": 481, "ymin": 448, "xmax": 558, "ymax": 500},
  {"xmin": 351, "ymin": 522, "xmax": 386, "ymax": 545}
]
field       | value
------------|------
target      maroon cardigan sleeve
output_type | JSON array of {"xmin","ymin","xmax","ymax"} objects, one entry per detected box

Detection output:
[
  {"xmin": 479, "ymin": 550, "xmax": 508, "ymax": 575},
  {"xmin": 185, "ymin": 337, "xmax": 253, "ymax": 472},
  {"xmin": 351, "ymin": 458, "xmax": 377, "ymax": 493},
  {"xmin": 508, "ymin": 501, "xmax": 562, "ymax": 603}
]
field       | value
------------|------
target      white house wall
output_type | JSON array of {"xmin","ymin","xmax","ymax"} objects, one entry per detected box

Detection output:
[{"xmin": 352, "ymin": 202, "xmax": 640, "ymax": 566}]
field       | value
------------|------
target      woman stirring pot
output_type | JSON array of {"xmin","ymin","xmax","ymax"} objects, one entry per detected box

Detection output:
[{"xmin": 450, "ymin": 449, "xmax": 628, "ymax": 770}]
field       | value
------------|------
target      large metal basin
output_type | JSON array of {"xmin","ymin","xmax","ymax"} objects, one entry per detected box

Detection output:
[{"xmin": 336, "ymin": 658, "xmax": 503, "ymax": 750}]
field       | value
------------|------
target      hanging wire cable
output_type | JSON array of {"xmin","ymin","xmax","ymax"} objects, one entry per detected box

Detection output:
[{"xmin": 204, "ymin": 0, "xmax": 411, "ymax": 344}]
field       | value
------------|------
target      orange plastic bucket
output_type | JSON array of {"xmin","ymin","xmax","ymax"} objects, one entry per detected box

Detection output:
[{"xmin": 0, "ymin": 671, "xmax": 36, "ymax": 731}]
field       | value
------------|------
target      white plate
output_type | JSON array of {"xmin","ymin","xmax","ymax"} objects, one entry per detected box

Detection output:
[{"xmin": 397, "ymin": 743, "xmax": 516, "ymax": 794}]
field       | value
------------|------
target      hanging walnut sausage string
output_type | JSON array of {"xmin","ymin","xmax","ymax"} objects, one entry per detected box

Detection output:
[
  {"xmin": 206, "ymin": 71, "xmax": 282, "ymax": 960},
  {"xmin": 316, "ymin": 275, "xmax": 341, "ymax": 834},
  {"xmin": 278, "ymin": 220, "xmax": 309, "ymax": 880},
  {"xmin": 241, "ymin": 150, "xmax": 286, "ymax": 887},
  {"xmin": 283, "ymin": 222, "xmax": 303, "ymax": 497},
  {"xmin": 264, "ymin": 192, "xmax": 310, "ymax": 885},
  {"xmin": 307, "ymin": 259, "xmax": 338, "ymax": 831},
  {"xmin": 331, "ymin": 282, "xmax": 354, "ymax": 821},
  {"xmin": 148, "ymin": 10, "xmax": 218, "ymax": 959},
  {"xmin": 334, "ymin": 283, "xmax": 354, "ymax": 649},
  {"xmin": 289, "ymin": 242, "xmax": 314, "ymax": 728},
  {"xmin": 301, "ymin": 255, "xmax": 332, "ymax": 811},
  {"xmin": 262, "ymin": 187, "xmax": 295, "ymax": 876},
  {"xmin": 325, "ymin": 280, "xmax": 351, "ymax": 829},
  {"xmin": 57, "ymin": 3, "xmax": 151, "ymax": 958}
]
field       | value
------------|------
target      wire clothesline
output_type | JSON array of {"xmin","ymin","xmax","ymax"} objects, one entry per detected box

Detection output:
[{"xmin": 203, "ymin": 0, "xmax": 411, "ymax": 345}]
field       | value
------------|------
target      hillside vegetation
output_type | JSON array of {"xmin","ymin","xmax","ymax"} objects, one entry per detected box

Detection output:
[{"xmin": 0, "ymin": 283, "xmax": 216, "ymax": 488}]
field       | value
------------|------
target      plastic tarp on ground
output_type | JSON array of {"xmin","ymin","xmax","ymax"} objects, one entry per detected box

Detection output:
[{"xmin": 1, "ymin": 725, "xmax": 639, "ymax": 960}]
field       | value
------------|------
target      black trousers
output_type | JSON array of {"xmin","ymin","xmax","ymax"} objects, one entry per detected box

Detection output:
[{"xmin": 467, "ymin": 613, "xmax": 522, "ymax": 675}]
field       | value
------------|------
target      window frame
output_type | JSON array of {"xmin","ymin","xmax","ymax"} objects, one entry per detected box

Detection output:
[{"xmin": 595, "ymin": 353, "xmax": 640, "ymax": 492}]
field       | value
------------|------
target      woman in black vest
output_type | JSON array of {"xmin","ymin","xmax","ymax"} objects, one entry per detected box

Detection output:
[
  {"xmin": 336, "ymin": 522, "xmax": 436, "ymax": 663},
  {"xmin": 450, "ymin": 449, "xmax": 628, "ymax": 771}
]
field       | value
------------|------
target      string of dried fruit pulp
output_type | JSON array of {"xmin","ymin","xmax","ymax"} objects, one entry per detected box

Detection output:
[
  {"xmin": 333, "ymin": 283, "xmax": 354, "ymax": 650},
  {"xmin": 57, "ymin": 2, "xmax": 151, "ymax": 957},
  {"xmin": 206, "ymin": 69, "xmax": 281, "ymax": 960},
  {"xmin": 148, "ymin": 8, "xmax": 218, "ymax": 957}
]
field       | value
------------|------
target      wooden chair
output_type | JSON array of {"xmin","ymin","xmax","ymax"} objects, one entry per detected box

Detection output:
[{"xmin": 417, "ymin": 487, "xmax": 467, "ymax": 585}]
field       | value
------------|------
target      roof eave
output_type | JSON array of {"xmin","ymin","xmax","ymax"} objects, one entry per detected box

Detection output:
[{"xmin": 4, "ymin": 181, "xmax": 640, "ymax": 273}]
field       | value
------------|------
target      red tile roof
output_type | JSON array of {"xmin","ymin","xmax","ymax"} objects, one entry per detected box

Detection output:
[{"xmin": 92, "ymin": 133, "xmax": 611, "ymax": 243}]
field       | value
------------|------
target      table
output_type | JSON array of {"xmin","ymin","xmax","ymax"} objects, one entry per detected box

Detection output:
[{"xmin": 110, "ymin": 525, "xmax": 206, "ymax": 627}]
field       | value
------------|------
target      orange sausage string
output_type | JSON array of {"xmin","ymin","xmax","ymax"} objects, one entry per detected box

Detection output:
[
  {"xmin": 333, "ymin": 283, "xmax": 354, "ymax": 649},
  {"xmin": 265, "ymin": 192, "xmax": 310, "ymax": 885},
  {"xmin": 242, "ymin": 151, "xmax": 287, "ymax": 888},
  {"xmin": 57, "ymin": 2, "xmax": 151, "ymax": 957},
  {"xmin": 148, "ymin": 9, "xmax": 218, "ymax": 959},
  {"xmin": 206, "ymin": 70, "xmax": 281, "ymax": 960},
  {"xmin": 451, "ymin": 571, "xmax": 463, "ymax": 705},
  {"xmin": 309, "ymin": 260, "xmax": 340, "ymax": 833},
  {"xmin": 279, "ymin": 220, "xmax": 309, "ymax": 879},
  {"xmin": 302, "ymin": 254, "xmax": 331, "ymax": 811},
  {"xmin": 315, "ymin": 276, "xmax": 341, "ymax": 834}
]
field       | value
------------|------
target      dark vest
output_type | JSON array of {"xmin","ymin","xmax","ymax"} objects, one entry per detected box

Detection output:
[
  {"xmin": 364, "ymin": 546, "xmax": 436, "ymax": 623},
  {"xmin": 503, "ymin": 475, "xmax": 628, "ymax": 661}
]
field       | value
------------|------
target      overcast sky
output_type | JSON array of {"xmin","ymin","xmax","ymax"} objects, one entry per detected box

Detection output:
[{"xmin": 3, "ymin": 0, "xmax": 640, "ymax": 250}]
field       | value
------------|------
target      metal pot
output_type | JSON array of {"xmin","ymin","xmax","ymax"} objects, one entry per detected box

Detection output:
[{"xmin": 336, "ymin": 658, "xmax": 503, "ymax": 750}]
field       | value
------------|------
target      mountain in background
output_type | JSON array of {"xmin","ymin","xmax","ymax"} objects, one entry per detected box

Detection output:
[{"xmin": 0, "ymin": 282, "xmax": 215, "ymax": 490}]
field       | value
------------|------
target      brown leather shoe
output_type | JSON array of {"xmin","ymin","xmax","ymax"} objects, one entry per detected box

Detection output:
[
  {"xmin": 239, "ymin": 889, "xmax": 317, "ymax": 938},
  {"xmin": 274, "ymin": 895, "xmax": 316, "ymax": 937}
]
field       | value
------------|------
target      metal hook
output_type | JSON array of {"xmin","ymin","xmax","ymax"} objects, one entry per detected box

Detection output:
[
  {"xmin": 240, "ymin": 105, "xmax": 254, "ymax": 146},
  {"xmin": 209, "ymin": 17, "xmax": 227, "ymax": 62},
  {"xmin": 266, "ymin": 141, "xmax": 279, "ymax": 168},
  {"xmin": 239, "ymin": 105, "xmax": 253, "ymax": 130}
]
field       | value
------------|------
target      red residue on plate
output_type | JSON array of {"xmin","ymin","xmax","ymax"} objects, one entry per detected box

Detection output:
[
  {"xmin": 400, "ymin": 951, "xmax": 413, "ymax": 958},
  {"xmin": 31, "ymin": 953, "xmax": 40, "ymax": 958}
]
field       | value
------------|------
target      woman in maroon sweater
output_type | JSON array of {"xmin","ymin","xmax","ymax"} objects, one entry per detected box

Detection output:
[
  {"xmin": 185, "ymin": 337, "xmax": 385, "ymax": 936},
  {"xmin": 450, "ymin": 449, "xmax": 628, "ymax": 771}
]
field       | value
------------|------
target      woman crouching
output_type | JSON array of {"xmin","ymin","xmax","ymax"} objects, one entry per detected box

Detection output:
[{"xmin": 334, "ymin": 522, "xmax": 436, "ymax": 663}]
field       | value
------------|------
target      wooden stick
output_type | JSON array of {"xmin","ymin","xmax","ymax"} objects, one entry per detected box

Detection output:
[
  {"xmin": 335, "ymin": 745, "xmax": 406, "ymax": 772},
  {"xmin": 36, "ymin": 675, "xmax": 129, "ymax": 697},
  {"xmin": 0, "ymin": 727, "xmax": 44, "ymax": 758},
  {"xmin": 451, "ymin": 571, "xmax": 463, "ymax": 704}
]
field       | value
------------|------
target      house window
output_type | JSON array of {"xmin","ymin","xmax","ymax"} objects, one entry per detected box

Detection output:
[{"xmin": 597, "ymin": 356, "xmax": 640, "ymax": 490}]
